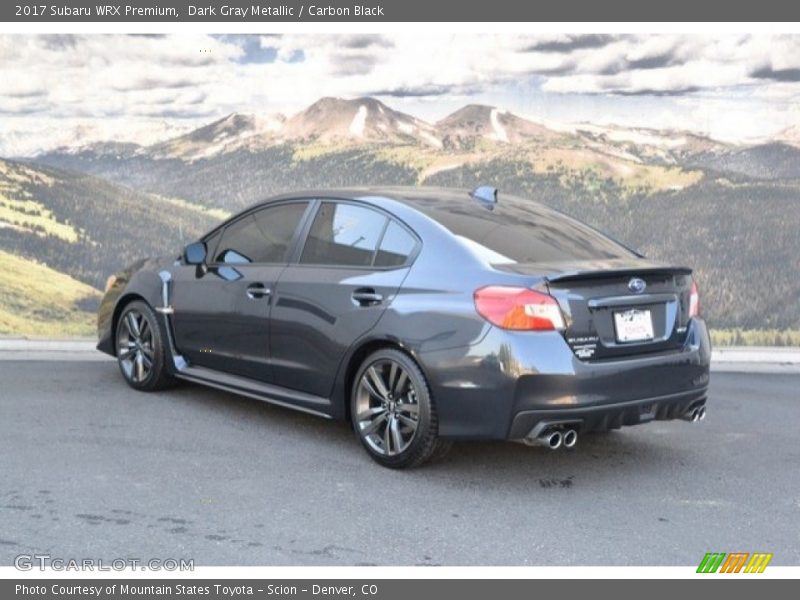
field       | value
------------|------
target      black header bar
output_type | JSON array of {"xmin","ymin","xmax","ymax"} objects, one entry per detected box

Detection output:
[{"xmin": 3, "ymin": 0, "xmax": 800, "ymax": 22}]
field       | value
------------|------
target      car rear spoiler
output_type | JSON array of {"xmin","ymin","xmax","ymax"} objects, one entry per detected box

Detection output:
[{"xmin": 545, "ymin": 265, "xmax": 693, "ymax": 284}]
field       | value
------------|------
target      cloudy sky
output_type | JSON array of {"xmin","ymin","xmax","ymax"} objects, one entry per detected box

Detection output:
[{"xmin": 2, "ymin": 33, "xmax": 800, "ymax": 155}]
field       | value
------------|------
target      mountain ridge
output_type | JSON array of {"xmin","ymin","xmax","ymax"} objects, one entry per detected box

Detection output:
[{"xmin": 17, "ymin": 96, "xmax": 761, "ymax": 161}]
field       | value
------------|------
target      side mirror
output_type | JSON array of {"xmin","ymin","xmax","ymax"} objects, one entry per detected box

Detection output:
[{"xmin": 183, "ymin": 241, "xmax": 207, "ymax": 266}]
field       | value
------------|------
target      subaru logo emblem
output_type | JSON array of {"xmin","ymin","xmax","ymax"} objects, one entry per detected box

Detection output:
[{"xmin": 628, "ymin": 277, "xmax": 646, "ymax": 294}]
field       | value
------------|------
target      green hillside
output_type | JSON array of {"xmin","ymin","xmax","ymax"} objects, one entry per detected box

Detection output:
[
  {"xmin": 0, "ymin": 158, "xmax": 220, "ymax": 290},
  {"xmin": 36, "ymin": 139, "xmax": 703, "ymax": 212},
  {"xmin": 0, "ymin": 249, "xmax": 99, "ymax": 337}
]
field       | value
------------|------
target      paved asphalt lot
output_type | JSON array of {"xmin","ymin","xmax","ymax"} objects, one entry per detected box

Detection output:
[{"xmin": 1, "ymin": 361, "xmax": 798, "ymax": 566}]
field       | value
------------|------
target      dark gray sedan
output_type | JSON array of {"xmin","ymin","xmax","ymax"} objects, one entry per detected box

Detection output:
[{"xmin": 97, "ymin": 187, "xmax": 711, "ymax": 468}]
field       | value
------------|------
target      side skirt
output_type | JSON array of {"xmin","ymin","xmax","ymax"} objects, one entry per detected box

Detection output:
[{"xmin": 175, "ymin": 365, "xmax": 333, "ymax": 420}]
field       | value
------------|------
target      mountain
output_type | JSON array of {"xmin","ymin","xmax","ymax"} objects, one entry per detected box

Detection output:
[
  {"xmin": 147, "ymin": 113, "xmax": 286, "ymax": 161},
  {"xmin": 32, "ymin": 97, "xmax": 708, "ymax": 210},
  {"xmin": 0, "ymin": 120, "xmax": 191, "ymax": 158},
  {"xmin": 28, "ymin": 96, "xmax": 735, "ymax": 165},
  {"xmin": 437, "ymin": 104, "xmax": 558, "ymax": 148},
  {"xmin": 52, "ymin": 97, "xmax": 444, "ymax": 163},
  {"xmin": 283, "ymin": 97, "xmax": 441, "ymax": 147}
]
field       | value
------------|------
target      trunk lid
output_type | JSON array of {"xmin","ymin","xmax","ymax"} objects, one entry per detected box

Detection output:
[{"xmin": 494, "ymin": 258, "xmax": 695, "ymax": 361}]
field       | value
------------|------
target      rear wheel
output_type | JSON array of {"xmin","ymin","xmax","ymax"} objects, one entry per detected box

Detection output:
[
  {"xmin": 115, "ymin": 300, "xmax": 175, "ymax": 391},
  {"xmin": 351, "ymin": 348, "xmax": 450, "ymax": 468}
]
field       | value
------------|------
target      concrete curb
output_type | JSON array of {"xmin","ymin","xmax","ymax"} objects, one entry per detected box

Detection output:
[
  {"xmin": 710, "ymin": 347, "xmax": 800, "ymax": 374},
  {"xmin": 0, "ymin": 339, "xmax": 111, "ymax": 362},
  {"xmin": 1, "ymin": 339, "xmax": 799, "ymax": 373},
  {"xmin": 712, "ymin": 346, "xmax": 800, "ymax": 363}
]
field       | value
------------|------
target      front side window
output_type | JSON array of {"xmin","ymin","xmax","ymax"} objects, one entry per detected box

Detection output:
[
  {"xmin": 300, "ymin": 202, "xmax": 387, "ymax": 267},
  {"xmin": 214, "ymin": 202, "xmax": 308, "ymax": 264},
  {"xmin": 203, "ymin": 229, "xmax": 223, "ymax": 263}
]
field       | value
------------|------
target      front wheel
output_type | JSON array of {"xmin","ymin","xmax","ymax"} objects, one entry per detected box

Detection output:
[
  {"xmin": 115, "ymin": 300, "xmax": 175, "ymax": 391},
  {"xmin": 351, "ymin": 348, "xmax": 451, "ymax": 469}
]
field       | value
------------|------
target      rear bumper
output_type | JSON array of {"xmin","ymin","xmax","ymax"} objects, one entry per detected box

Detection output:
[
  {"xmin": 507, "ymin": 387, "xmax": 707, "ymax": 439},
  {"xmin": 417, "ymin": 317, "xmax": 711, "ymax": 440}
]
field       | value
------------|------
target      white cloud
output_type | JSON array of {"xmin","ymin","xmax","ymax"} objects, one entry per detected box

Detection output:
[{"xmin": 1, "ymin": 33, "xmax": 800, "ymax": 154}]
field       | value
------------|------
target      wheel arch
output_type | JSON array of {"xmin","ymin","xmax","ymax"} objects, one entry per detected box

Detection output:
[
  {"xmin": 337, "ymin": 337, "xmax": 430, "ymax": 423},
  {"xmin": 109, "ymin": 293, "xmax": 149, "ymax": 356}
]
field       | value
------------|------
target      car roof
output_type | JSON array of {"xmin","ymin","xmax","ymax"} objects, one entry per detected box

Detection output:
[
  {"xmin": 258, "ymin": 186, "xmax": 554, "ymax": 217},
  {"xmin": 262, "ymin": 186, "xmax": 471, "ymax": 204}
]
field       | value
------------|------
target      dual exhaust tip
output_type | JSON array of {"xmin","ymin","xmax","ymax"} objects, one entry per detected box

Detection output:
[
  {"xmin": 683, "ymin": 406, "xmax": 707, "ymax": 423},
  {"xmin": 524, "ymin": 406, "xmax": 707, "ymax": 449},
  {"xmin": 524, "ymin": 428, "xmax": 578, "ymax": 450}
]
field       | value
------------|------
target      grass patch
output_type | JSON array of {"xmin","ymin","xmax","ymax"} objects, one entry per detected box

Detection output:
[
  {"xmin": 0, "ymin": 194, "xmax": 83, "ymax": 242},
  {"xmin": 0, "ymin": 250, "xmax": 100, "ymax": 337},
  {"xmin": 528, "ymin": 146, "xmax": 703, "ymax": 196},
  {"xmin": 291, "ymin": 141, "xmax": 355, "ymax": 161},
  {"xmin": 0, "ymin": 160, "xmax": 55, "ymax": 187},
  {"xmin": 711, "ymin": 329, "xmax": 800, "ymax": 347},
  {"xmin": 373, "ymin": 145, "xmax": 439, "ymax": 172}
]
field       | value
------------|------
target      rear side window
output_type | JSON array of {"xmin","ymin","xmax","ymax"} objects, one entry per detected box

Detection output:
[
  {"xmin": 301, "ymin": 202, "xmax": 387, "ymax": 267},
  {"xmin": 214, "ymin": 202, "xmax": 307, "ymax": 264},
  {"xmin": 375, "ymin": 221, "xmax": 417, "ymax": 267}
]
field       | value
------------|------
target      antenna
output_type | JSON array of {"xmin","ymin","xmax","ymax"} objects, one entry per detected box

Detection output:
[{"xmin": 469, "ymin": 185, "xmax": 498, "ymax": 210}]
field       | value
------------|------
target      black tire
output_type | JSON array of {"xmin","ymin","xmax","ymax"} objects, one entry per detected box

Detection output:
[
  {"xmin": 350, "ymin": 348, "xmax": 449, "ymax": 469},
  {"xmin": 115, "ymin": 300, "xmax": 175, "ymax": 392},
  {"xmin": 428, "ymin": 439, "xmax": 454, "ymax": 463}
]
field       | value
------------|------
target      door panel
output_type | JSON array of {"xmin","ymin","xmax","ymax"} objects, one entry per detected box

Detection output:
[
  {"xmin": 169, "ymin": 201, "xmax": 311, "ymax": 382},
  {"xmin": 269, "ymin": 200, "xmax": 417, "ymax": 398},
  {"xmin": 269, "ymin": 265, "xmax": 409, "ymax": 397},
  {"xmin": 171, "ymin": 263, "xmax": 283, "ymax": 381}
]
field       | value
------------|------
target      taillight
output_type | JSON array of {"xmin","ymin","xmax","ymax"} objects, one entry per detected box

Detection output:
[
  {"xmin": 689, "ymin": 280, "xmax": 700, "ymax": 318},
  {"xmin": 474, "ymin": 286, "xmax": 565, "ymax": 331}
]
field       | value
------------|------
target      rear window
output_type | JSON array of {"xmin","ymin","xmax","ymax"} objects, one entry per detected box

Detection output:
[{"xmin": 418, "ymin": 196, "xmax": 635, "ymax": 263}]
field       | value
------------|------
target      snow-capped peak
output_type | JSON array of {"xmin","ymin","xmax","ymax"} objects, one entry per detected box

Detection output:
[{"xmin": 349, "ymin": 105, "xmax": 368, "ymax": 138}]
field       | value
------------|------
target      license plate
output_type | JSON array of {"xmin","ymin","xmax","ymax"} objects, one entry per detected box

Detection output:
[{"xmin": 614, "ymin": 308, "xmax": 654, "ymax": 342}]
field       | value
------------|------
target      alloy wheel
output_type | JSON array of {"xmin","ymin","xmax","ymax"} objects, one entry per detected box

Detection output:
[
  {"xmin": 117, "ymin": 309, "xmax": 155, "ymax": 384},
  {"xmin": 355, "ymin": 359, "xmax": 420, "ymax": 456}
]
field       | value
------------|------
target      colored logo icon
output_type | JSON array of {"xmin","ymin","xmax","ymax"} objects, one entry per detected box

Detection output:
[{"xmin": 697, "ymin": 552, "xmax": 773, "ymax": 573}]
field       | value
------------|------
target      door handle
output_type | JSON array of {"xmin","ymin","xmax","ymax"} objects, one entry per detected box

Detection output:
[
  {"xmin": 352, "ymin": 288, "xmax": 383, "ymax": 306},
  {"xmin": 246, "ymin": 283, "xmax": 271, "ymax": 300}
]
